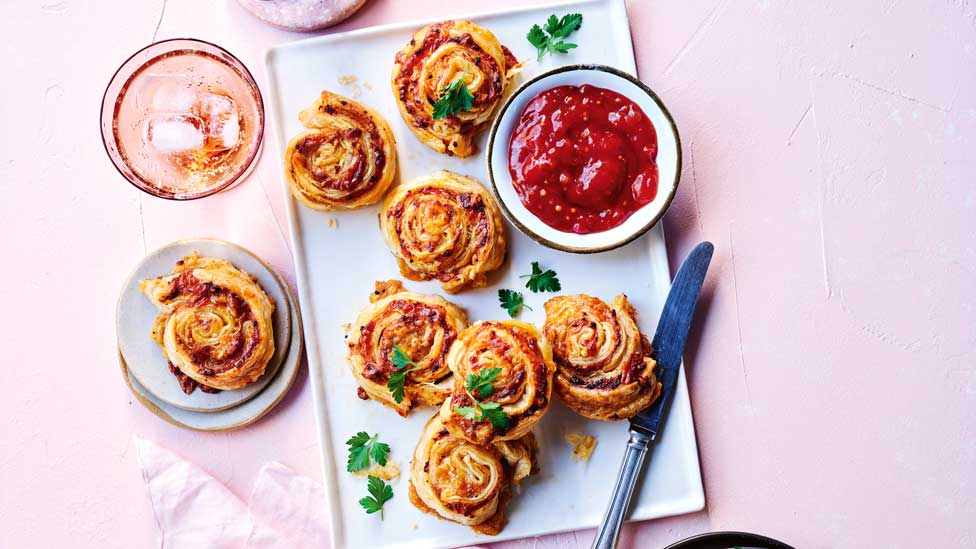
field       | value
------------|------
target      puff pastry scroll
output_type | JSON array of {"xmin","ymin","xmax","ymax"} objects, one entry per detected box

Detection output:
[
  {"xmin": 379, "ymin": 170, "xmax": 506, "ymax": 294},
  {"xmin": 409, "ymin": 414, "xmax": 537, "ymax": 535},
  {"xmin": 543, "ymin": 294, "xmax": 661, "ymax": 420},
  {"xmin": 392, "ymin": 20, "xmax": 520, "ymax": 157},
  {"xmin": 140, "ymin": 253, "xmax": 276, "ymax": 391},
  {"xmin": 438, "ymin": 320, "xmax": 555, "ymax": 445},
  {"xmin": 284, "ymin": 90, "xmax": 397, "ymax": 210},
  {"xmin": 346, "ymin": 280, "xmax": 468, "ymax": 416}
]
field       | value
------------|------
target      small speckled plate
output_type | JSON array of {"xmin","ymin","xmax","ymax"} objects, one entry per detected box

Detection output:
[
  {"xmin": 117, "ymin": 268, "xmax": 304, "ymax": 431},
  {"xmin": 116, "ymin": 239, "xmax": 291, "ymax": 412}
]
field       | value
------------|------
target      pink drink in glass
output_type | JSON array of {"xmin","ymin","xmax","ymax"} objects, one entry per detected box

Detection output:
[{"xmin": 101, "ymin": 39, "xmax": 264, "ymax": 199}]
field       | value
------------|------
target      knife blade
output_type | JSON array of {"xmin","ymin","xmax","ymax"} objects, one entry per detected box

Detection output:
[
  {"xmin": 632, "ymin": 240, "xmax": 714, "ymax": 437},
  {"xmin": 592, "ymin": 241, "xmax": 713, "ymax": 549}
]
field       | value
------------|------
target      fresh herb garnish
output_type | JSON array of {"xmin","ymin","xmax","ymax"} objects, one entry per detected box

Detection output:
[
  {"xmin": 432, "ymin": 69, "xmax": 474, "ymax": 119},
  {"xmin": 358, "ymin": 475, "xmax": 394, "ymax": 519},
  {"xmin": 456, "ymin": 367, "xmax": 509, "ymax": 428},
  {"xmin": 345, "ymin": 431, "xmax": 391, "ymax": 473},
  {"xmin": 466, "ymin": 367, "xmax": 502, "ymax": 399},
  {"xmin": 521, "ymin": 261, "xmax": 561, "ymax": 293},
  {"xmin": 527, "ymin": 13, "xmax": 583, "ymax": 61},
  {"xmin": 498, "ymin": 289, "xmax": 531, "ymax": 317},
  {"xmin": 387, "ymin": 343, "xmax": 420, "ymax": 403},
  {"xmin": 390, "ymin": 343, "xmax": 416, "ymax": 370},
  {"xmin": 455, "ymin": 400, "xmax": 511, "ymax": 429}
]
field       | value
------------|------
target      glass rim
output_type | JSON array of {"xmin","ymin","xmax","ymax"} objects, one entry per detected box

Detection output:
[{"xmin": 99, "ymin": 37, "xmax": 265, "ymax": 201}]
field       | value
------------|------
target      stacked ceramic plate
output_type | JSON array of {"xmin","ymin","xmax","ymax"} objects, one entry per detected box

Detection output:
[{"xmin": 116, "ymin": 239, "xmax": 303, "ymax": 431}]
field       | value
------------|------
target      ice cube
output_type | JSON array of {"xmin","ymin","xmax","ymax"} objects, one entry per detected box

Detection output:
[
  {"xmin": 154, "ymin": 86, "xmax": 197, "ymax": 114},
  {"xmin": 136, "ymin": 73, "xmax": 198, "ymax": 113},
  {"xmin": 145, "ymin": 114, "xmax": 205, "ymax": 153},
  {"xmin": 195, "ymin": 93, "xmax": 240, "ymax": 151}
]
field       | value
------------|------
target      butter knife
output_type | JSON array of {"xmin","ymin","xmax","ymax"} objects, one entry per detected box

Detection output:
[{"xmin": 592, "ymin": 241, "xmax": 714, "ymax": 549}]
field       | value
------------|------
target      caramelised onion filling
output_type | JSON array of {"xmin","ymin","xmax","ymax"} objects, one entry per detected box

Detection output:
[
  {"xmin": 356, "ymin": 299, "xmax": 456, "ymax": 385},
  {"xmin": 544, "ymin": 294, "xmax": 661, "ymax": 420},
  {"xmin": 164, "ymin": 271, "xmax": 259, "ymax": 376}
]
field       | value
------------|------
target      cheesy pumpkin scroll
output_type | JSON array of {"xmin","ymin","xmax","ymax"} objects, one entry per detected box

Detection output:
[
  {"xmin": 409, "ymin": 414, "xmax": 537, "ymax": 535},
  {"xmin": 284, "ymin": 90, "xmax": 397, "ymax": 210},
  {"xmin": 392, "ymin": 20, "xmax": 520, "ymax": 157},
  {"xmin": 379, "ymin": 170, "xmax": 506, "ymax": 294},
  {"xmin": 140, "ymin": 253, "xmax": 276, "ymax": 391},
  {"xmin": 543, "ymin": 294, "xmax": 662, "ymax": 420},
  {"xmin": 346, "ymin": 280, "xmax": 468, "ymax": 416},
  {"xmin": 439, "ymin": 320, "xmax": 555, "ymax": 445}
]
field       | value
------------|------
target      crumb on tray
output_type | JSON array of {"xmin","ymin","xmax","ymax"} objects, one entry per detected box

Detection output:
[
  {"xmin": 565, "ymin": 433, "xmax": 597, "ymax": 462},
  {"xmin": 352, "ymin": 461, "xmax": 401, "ymax": 481}
]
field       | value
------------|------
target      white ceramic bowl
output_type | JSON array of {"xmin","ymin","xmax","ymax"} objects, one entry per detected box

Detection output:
[{"xmin": 487, "ymin": 64, "xmax": 681, "ymax": 253}]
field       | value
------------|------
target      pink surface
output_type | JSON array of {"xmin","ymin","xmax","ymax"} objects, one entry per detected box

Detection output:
[{"xmin": 0, "ymin": 1, "xmax": 973, "ymax": 548}]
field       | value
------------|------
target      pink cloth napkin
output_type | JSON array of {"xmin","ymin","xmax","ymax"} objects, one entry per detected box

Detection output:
[
  {"xmin": 133, "ymin": 436, "xmax": 579, "ymax": 548},
  {"xmin": 244, "ymin": 462, "xmax": 330, "ymax": 548},
  {"xmin": 133, "ymin": 436, "xmax": 330, "ymax": 549}
]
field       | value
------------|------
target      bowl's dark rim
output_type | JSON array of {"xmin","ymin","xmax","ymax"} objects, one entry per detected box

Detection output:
[
  {"xmin": 663, "ymin": 531, "xmax": 796, "ymax": 549},
  {"xmin": 485, "ymin": 63, "xmax": 682, "ymax": 254},
  {"xmin": 99, "ymin": 37, "xmax": 266, "ymax": 201}
]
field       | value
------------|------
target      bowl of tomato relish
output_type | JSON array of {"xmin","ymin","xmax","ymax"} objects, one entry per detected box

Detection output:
[{"xmin": 487, "ymin": 64, "xmax": 680, "ymax": 253}]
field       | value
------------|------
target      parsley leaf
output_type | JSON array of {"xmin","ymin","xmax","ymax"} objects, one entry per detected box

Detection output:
[
  {"xmin": 387, "ymin": 343, "xmax": 420, "ymax": 403},
  {"xmin": 370, "ymin": 440, "xmax": 390, "ymax": 465},
  {"xmin": 432, "ymin": 72, "xmax": 474, "ymax": 119},
  {"xmin": 454, "ymin": 406, "xmax": 480, "ymax": 420},
  {"xmin": 527, "ymin": 13, "xmax": 583, "ymax": 61},
  {"xmin": 547, "ymin": 13, "xmax": 583, "ymax": 38},
  {"xmin": 550, "ymin": 42, "xmax": 578, "ymax": 54},
  {"xmin": 387, "ymin": 370, "xmax": 409, "ymax": 403},
  {"xmin": 498, "ymin": 289, "xmax": 531, "ymax": 317},
  {"xmin": 391, "ymin": 343, "xmax": 417, "ymax": 370},
  {"xmin": 387, "ymin": 371, "xmax": 407, "ymax": 403},
  {"xmin": 521, "ymin": 261, "xmax": 561, "ymax": 293},
  {"xmin": 359, "ymin": 475, "xmax": 394, "ymax": 519},
  {"xmin": 455, "ymin": 369, "xmax": 511, "ymax": 429},
  {"xmin": 527, "ymin": 24, "xmax": 548, "ymax": 51},
  {"xmin": 544, "ymin": 14, "xmax": 561, "ymax": 35},
  {"xmin": 345, "ymin": 431, "xmax": 391, "ymax": 473},
  {"xmin": 455, "ymin": 401, "xmax": 510, "ymax": 429},
  {"xmin": 478, "ymin": 401, "xmax": 511, "ymax": 429},
  {"xmin": 466, "ymin": 367, "xmax": 501, "ymax": 399}
]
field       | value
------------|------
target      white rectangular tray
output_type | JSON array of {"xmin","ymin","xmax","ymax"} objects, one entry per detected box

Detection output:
[{"xmin": 265, "ymin": 1, "xmax": 704, "ymax": 547}]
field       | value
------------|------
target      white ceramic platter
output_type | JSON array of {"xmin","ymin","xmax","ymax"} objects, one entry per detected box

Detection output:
[
  {"xmin": 264, "ymin": 1, "xmax": 704, "ymax": 547},
  {"xmin": 117, "ymin": 239, "xmax": 292, "ymax": 412}
]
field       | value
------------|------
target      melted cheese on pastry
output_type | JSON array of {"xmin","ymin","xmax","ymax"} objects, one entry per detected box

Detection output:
[
  {"xmin": 284, "ymin": 90, "xmax": 397, "ymax": 210},
  {"xmin": 379, "ymin": 170, "xmax": 506, "ymax": 294},
  {"xmin": 544, "ymin": 294, "xmax": 661, "ymax": 420},
  {"xmin": 346, "ymin": 280, "xmax": 468, "ymax": 416},
  {"xmin": 140, "ymin": 253, "xmax": 276, "ymax": 391},
  {"xmin": 408, "ymin": 414, "xmax": 537, "ymax": 535},
  {"xmin": 392, "ymin": 20, "xmax": 520, "ymax": 157},
  {"xmin": 439, "ymin": 320, "xmax": 555, "ymax": 445}
]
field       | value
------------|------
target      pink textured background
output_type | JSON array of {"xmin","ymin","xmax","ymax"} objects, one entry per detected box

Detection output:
[{"xmin": 1, "ymin": 1, "xmax": 973, "ymax": 548}]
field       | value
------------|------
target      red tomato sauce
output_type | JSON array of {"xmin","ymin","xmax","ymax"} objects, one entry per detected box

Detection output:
[{"xmin": 508, "ymin": 84, "xmax": 659, "ymax": 234}]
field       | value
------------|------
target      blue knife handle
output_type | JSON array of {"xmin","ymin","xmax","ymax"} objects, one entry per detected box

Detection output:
[{"xmin": 591, "ymin": 430, "xmax": 654, "ymax": 549}]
